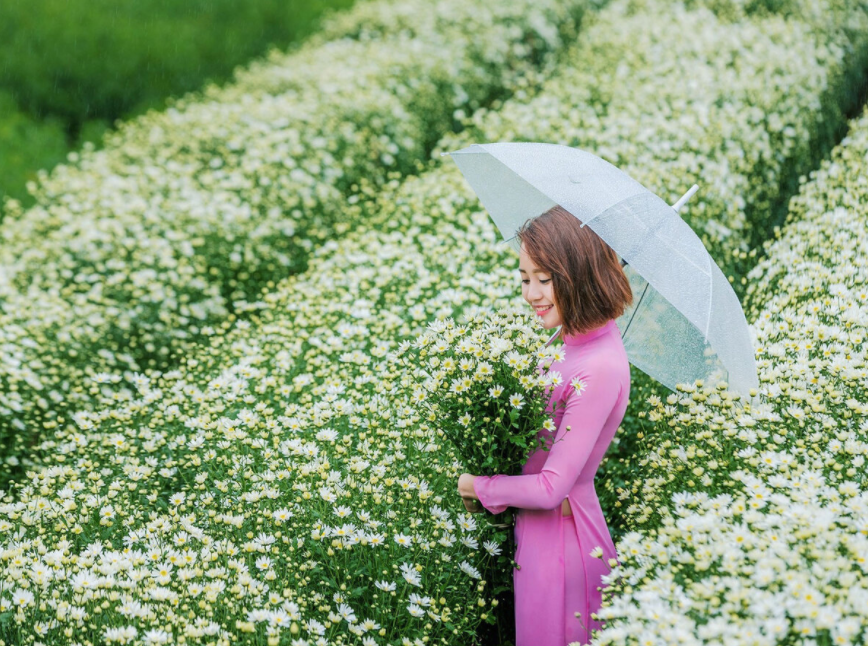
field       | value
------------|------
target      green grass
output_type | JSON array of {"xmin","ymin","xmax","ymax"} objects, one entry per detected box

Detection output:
[{"xmin": 0, "ymin": 0, "xmax": 357, "ymax": 208}]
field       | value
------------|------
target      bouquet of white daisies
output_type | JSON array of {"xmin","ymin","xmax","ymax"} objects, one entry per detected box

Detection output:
[{"xmin": 397, "ymin": 307, "xmax": 565, "ymax": 479}]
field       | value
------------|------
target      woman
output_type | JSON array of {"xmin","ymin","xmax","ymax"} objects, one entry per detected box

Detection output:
[{"xmin": 456, "ymin": 204, "xmax": 633, "ymax": 646}]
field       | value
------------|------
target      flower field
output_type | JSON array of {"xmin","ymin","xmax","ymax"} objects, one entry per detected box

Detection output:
[
  {"xmin": 595, "ymin": 100, "xmax": 868, "ymax": 645},
  {"xmin": 2, "ymin": 0, "xmax": 868, "ymax": 644},
  {"xmin": 0, "ymin": 0, "xmax": 591, "ymax": 474}
]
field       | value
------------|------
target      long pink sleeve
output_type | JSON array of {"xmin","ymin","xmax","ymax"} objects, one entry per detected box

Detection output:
[{"xmin": 472, "ymin": 339, "xmax": 625, "ymax": 514}]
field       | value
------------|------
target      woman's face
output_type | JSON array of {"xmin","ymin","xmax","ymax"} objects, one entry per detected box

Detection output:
[{"xmin": 519, "ymin": 245, "xmax": 562, "ymax": 330}]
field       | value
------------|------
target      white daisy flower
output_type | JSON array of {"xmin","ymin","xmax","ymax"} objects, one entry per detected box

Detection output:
[
  {"xmin": 459, "ymin": 561, "xmax": 482, "ymax": 579},
  {"xmin": 407, "ymin": 604, "xmax": 426, "ymax": 618},
  {"xmin": 571, "ymin": 377, "xmax": 588, "ymax": 395}
]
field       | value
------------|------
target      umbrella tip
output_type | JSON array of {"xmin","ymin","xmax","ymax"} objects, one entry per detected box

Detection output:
[{"xmin": 672, "ymin": 183, "xmax": 700, "ymax": 213}]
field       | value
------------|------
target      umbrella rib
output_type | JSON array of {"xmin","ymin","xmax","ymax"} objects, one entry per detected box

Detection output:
[
  {"xmin": 703, "ymin": 268, "xmax": 713, "ymax": 343},
  {"xmin": 622, "ymin": 281, "xmax": 650, "ymax": 342},
  {"xmin": 593, "ymin": 194, "xmax": 712, "ymax": 276}
]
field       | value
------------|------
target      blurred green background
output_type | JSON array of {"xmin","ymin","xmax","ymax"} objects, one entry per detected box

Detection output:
[{"xmin": 0, "ymin": 0, "xmax": 356, "ymax": 208}]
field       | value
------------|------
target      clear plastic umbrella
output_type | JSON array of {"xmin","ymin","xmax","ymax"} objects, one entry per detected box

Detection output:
[{"xmin": 442, "ymin": 142, "xmax": 759, "ymax": 399}]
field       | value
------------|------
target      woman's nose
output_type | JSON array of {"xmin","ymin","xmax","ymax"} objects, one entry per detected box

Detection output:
[{"xmin": 526, "ymin": 282, "xmax": 542, "ymax": 301}]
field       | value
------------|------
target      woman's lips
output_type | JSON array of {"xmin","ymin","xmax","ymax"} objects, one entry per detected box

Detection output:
[{"xmin": 535, "ymin": 305, "xmax": 553, "ymax": 316}]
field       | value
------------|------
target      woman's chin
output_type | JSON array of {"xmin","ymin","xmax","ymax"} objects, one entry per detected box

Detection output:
[{"xmin": 529, "ymin": 307, "xmax": 560, "ymax": 329}]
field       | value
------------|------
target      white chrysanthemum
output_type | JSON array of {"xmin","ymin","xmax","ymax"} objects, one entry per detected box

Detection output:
[
  {"xmin": 546, "ymin": 370, "xmax": 563, "ymax": 387},
  {"xmin": 338, "ymin": 603, "xmax": 357, "ymax": 623},
  {"xmin": 458, "ymin": 561, "xmax": 482, "ymax": 580},
  {"xmin": 11, "ymin": 589, "xmax": 34, "ymax": 608},
  {"xmin": 407, "ymin": 603, "xmax": 426, "ymax": 618},
  {"xmin": 142, "ymin": 629, "xmax": 172, "ymax": 645},
  {"xmin": 483, "ymin": 540, "xmax": 502, "ymax": 556},
  {"xmin": 570, "ymin": 377, "xmax": 587, "ymax": 395},
  {"xmin": 400, "ymin": 562, "xmax": 422, "ymax": 588}
]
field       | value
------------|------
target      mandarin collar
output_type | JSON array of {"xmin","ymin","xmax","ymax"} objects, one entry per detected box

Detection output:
[{"xmin": 561, "ymin": 319, "xmax": 617, "ymax": 346}]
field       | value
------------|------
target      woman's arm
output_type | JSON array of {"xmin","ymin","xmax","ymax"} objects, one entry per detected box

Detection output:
[{"xmin": 471, "ymin": 361, "xmax": 622, "ymax": 514}]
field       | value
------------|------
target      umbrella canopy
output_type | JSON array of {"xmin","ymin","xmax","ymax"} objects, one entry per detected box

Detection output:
[{"xmin": 443, "ymin": 142, "xmax": 759, "ymax": 399}]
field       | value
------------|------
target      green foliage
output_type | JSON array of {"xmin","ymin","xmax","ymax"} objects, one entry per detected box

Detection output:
[
  {"xmin": 0, "ymin": 91, "xmax": 68, "ymax": 207},
  {"xmin": 0, "ymin": 0, "xmax": 356, "ymax": 132},
  {"xmin": 0, "ymin": 0, "xmax": 356, "ymax": 209}
]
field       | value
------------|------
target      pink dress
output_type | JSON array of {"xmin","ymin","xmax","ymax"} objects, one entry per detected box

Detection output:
[{"xmin": 473, "ymin": 318, "xmax": 631, "ymax": 646}]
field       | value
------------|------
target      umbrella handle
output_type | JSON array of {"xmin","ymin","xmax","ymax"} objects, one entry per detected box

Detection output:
[{"xmin": 545, "ymin": 327, "xmax": 562, "ymax": 347}]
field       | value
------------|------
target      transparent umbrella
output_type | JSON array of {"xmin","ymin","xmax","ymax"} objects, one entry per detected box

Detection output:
[{"xmin": 442, "ymin": 142, "xmax": 759, "ymax": 399}]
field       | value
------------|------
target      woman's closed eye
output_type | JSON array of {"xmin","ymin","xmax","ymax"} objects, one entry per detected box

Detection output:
[{"xmin": 521, "ymin": 279, "xmax": 551, "ymax": 284}]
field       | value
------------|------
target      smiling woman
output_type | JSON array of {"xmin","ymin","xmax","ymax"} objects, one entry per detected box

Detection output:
[
  {"xmin": 518, "ymin": 205, "xmax": 633, "ymax": 339},
  {"xmin": 458, "ymin": 204, "xmax": 633, "ymax": 646},
  {"xmin": 520, "ymin": 250, "xmax": 561, "ymax": 327}
]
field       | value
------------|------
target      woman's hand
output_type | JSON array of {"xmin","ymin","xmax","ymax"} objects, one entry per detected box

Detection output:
[
  {"xmin": 457, "ymin": 473, "xmax": 478, "ymax": 498},
  {"xmin": 458, "ymin": 473, "xmax": 483, "ymax": 513}
]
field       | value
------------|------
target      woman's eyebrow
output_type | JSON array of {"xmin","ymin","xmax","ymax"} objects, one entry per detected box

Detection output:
[{"xmin": 518, "ymin": 268, "xmax": 545, "ymax": 274}]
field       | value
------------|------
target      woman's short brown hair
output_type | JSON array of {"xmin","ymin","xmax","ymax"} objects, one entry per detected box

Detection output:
[{"xmin": 517, "ymin": 204, "xmax": 633, "ymax": 337}]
